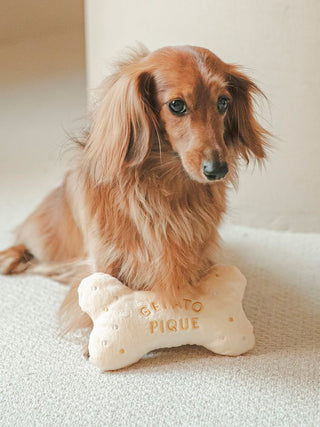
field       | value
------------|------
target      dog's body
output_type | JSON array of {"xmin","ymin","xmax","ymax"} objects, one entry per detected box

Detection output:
[{"xmin": 0, "ymin": 46, "xmax": 268, "ymax": 332}]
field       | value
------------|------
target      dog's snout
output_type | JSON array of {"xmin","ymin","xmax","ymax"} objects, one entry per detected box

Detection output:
[{"xmin": 202, "ymin": 160, "xmax": 228, "ymax": 181}]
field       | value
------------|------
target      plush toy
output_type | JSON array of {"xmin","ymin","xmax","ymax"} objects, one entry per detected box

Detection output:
[{"xmin": 78, "ymin": 265, "xmax": 255, "ymax": 371}]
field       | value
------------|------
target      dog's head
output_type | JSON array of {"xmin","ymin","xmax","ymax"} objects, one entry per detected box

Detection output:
[{"xmin": 85, "ymin": 45, "xmax": 268, "ymax": 184}]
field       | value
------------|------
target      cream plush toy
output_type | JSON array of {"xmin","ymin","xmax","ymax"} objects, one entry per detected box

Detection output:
[{"xmin": 78, "ymin": 265, "xmax": 255, "ymax": 371}]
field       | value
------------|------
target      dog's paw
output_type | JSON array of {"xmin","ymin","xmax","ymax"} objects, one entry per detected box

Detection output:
[{"xmin": 0, "ymin": 245, "xmax": 33, "ymax": 275}]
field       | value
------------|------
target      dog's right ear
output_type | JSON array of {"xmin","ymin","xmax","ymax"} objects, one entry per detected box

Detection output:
[{"xmin": 84, "ymin": 59, "xmax": 158, "ymax": 184}]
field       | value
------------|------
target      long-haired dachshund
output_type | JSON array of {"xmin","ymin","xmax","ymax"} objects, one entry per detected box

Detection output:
[{"xmin": 0, "ymin": 45, "xmax": 268, "ymax": 334}]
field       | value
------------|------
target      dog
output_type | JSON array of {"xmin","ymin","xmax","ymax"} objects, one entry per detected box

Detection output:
[{"xmin": 0, "ymin": 45, "xmax": 268, "ymax": 334}]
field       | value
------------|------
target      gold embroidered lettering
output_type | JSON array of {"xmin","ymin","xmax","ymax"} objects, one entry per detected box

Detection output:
[
  {"xmin": 192, "ymin": 302, "xmax": 203, "ymax": 313},
  {"xmin": 151, "ymin": 302, "xmax": 161, "ymax": 312},
  {"xmin": 139, "ymin": 306, "xmax": 151, "ymax": 317},
  {"xmin": 167, "ymin": 319, "xmax": 177, "ymax": 332},
  {"xmin": 183, "ymin": 298, "xmax": 192, "ymax": 309},
  {"xmin": 191, "ymin": 317, "xmax": 200, "ymax": 329},
  {"xmin": 160, "ymin": 320, "xmax": 165, "ymax": 333},
  {"xmin": 150, "ymin": 321, "xmax": 158, "ymax": 333},
  {"xmin": 179, "ymin": 318, "xmax": 189, "ymax": 330}
]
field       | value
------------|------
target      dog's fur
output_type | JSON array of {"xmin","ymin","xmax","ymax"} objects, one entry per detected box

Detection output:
[{"xmin": 0, "ymin": 45, "xmax": 268, "ymax": 333}]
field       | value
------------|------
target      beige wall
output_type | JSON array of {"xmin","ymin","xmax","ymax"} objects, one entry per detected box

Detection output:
[
  {"xmin": 0, "ymin": 1, "xmax": 86, "ymax": 181},
  {"xmin": 0, "ymin": 0, "xmax": 84, "ymax": 44},
  {"xmin": 85, "ymin": 0, "xmax": 320, "ymax": 232}
]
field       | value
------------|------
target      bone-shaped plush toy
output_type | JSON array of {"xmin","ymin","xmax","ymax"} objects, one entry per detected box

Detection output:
[{"xmin": 78, "ymin": 265, "xmax": 255, "ymax": 371}]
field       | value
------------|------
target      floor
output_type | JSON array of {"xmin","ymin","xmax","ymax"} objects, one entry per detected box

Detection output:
[{"xmin": 1, "ymin": 222, "xmax": 319, "ymax": 426}]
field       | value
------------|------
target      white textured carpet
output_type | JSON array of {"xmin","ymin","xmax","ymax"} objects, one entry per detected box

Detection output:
[{"xmin": 1, "ymin": 204, "xmax": 319, "ymax": 426}]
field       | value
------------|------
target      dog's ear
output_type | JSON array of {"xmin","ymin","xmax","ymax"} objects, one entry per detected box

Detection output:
[
  {"xmin": 85, "ymin": 65, "xmax": 158, "ymax": 184},
  {"xmin": 224, "ymin": 66, "xmax": 269, "ymax": 162}
]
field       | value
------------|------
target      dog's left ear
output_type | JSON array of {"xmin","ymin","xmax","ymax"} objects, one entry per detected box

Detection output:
[{"xmin": 224, "ymin": 67, "xmax": 269, "ymax": 162}]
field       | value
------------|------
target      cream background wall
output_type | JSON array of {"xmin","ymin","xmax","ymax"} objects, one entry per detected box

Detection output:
[
  {"xmin": 0, "ymin": 0, "xmax": 84, "ymax": 43},
  {"xmin": 85, "ymin": 0, "xmax": 320, "ymax": 232},
  {"xmin": 0, "ymin": 0, "xmax": 86, "ymax": 202}
]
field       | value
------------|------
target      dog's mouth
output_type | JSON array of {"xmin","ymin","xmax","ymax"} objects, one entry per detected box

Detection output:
[
  {"xmin": 203, "ymin": 173, "xmax": 228, "ymax": 182},
  {"xmin": 184, "ymin": 171, "xmax": 229, "ymax": 185}
]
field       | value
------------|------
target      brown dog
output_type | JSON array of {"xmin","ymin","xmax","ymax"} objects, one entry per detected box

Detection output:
[{"xmin": 0, "ymin": 45, "xmax": 268, "ymax": 333}]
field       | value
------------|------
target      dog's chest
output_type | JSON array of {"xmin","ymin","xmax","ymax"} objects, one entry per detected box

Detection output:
[
  {"xmin": 91, "ymin": 180, "xmax": 225, "ymax": 280},
  {"xmin": 125, "ymin": 182, "xmax": 222, "ymax": 250}
]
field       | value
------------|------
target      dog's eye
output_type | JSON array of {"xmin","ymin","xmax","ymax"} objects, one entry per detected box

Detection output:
[
  {"xmin": 168, "ymin": 99, "xmax": 187, "ymax": 115},
  {"xmin": 217, "ymin": 96, "xmax": 230, "ymax": 114}
]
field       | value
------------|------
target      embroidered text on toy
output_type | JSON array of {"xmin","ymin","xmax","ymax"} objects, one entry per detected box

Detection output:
[
  {"xmin": 139, "ymin": 299, "xmax": 203, "ymax": 317},
  {"xmin": 149, "ymin": 317, "xmax": 200, "ymax": 334},
  {"xmin": 138, "ymin": 299, "xmax": 203, "ymax": 334}
]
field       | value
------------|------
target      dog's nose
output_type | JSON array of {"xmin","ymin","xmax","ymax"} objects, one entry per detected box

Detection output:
[{"xmin": 202, "ymin": 160, "xmax": 228, "ymax": 181}]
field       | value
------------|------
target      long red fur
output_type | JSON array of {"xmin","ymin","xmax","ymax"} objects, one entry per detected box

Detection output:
[{"xmin": 0, "ymin": 45, "xmax": 269, "ymax": 333}]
